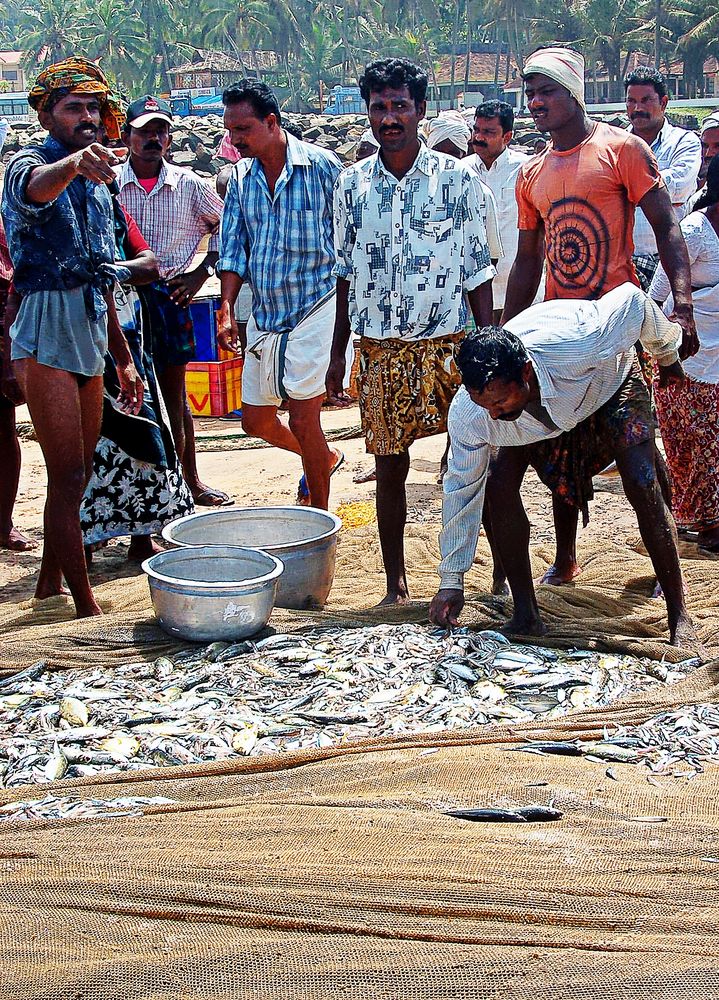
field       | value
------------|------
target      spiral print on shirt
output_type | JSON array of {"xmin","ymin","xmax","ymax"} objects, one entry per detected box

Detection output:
[{"xmin": 545, "ymin": 196, "xmax": 610, "ymax": 298}]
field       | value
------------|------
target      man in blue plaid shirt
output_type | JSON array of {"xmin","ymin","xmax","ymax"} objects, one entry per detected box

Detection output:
[{"xmin": 217, "ymin": 81, "xmax": 345, "ymax": 510}]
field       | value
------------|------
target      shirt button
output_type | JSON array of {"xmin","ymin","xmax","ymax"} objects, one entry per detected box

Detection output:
[{"xmin": 395, "ymin": 223, "xmax": 400, "ymax": 228}]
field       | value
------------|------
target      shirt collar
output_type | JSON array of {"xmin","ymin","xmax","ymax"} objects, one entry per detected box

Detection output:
[
  {"xmin": 121, "ymin": 157, "xmax": 176, "ymax": 190},
  {"xmin": 629, "ymin": 118, "xmax": 671, "ymax": 149},
  {"xmin": 373, "ymin": 141, "xmax": 434, "ymax": 181}
]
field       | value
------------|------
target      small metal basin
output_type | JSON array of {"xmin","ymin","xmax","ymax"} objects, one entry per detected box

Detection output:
[
  {"xmin": 162, "ymin": 506, "xmax": 341, "ymax": 611},
  {"xmin": 142, "ymin": 545, "xmax": 284, "ymax": 642}
]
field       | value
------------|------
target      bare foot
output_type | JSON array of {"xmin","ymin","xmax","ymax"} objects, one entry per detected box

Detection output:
[
  {"xmin": 669, "ymin": 614, "xmax": 704, "ymax": 652},
  {"xmin": 0, "ymin": 527, "xmax": 38, "ymax": 552},
  {"xmin": 491, "ymin": 577, "xmax": 510, "ymax": 596},
  {"xmin": 502, "ymin": 613, "xmax": 547, "ymax": 637},
  {"xmin": 374, "ymin": 591, "xmax": 410, "ymax": 607},
  {"xmin": 127, "ymin": 536, "xmax": 163, "ymax": 562},
  {"xmin": 539, "ymin": 562, "xmax": 582, "ymax": 586},
  {"xmin": 34, "ymin": 580, "xmax": 70, "ymax": 600},
  {"xmin": 76, "ymin": 602, "xmax": 104, "ymax": 619},
  {"xmin": 353, "ymin": 467, "xmax": 376, "ymax": 484}
]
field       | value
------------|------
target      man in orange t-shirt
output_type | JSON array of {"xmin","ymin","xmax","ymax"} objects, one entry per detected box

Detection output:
[{"xmin": 499, "ymin": 45, "xmax": 697, "ymax": 591}]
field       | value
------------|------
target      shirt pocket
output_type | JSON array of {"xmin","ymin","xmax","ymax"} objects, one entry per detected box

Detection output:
[
  {"xmin": 418, "ymin": 216, "xmax": 455, "ymax": 245},
  {"xmin": 281, "ymin": 209, "xmax": 320, "ymax": 252}
]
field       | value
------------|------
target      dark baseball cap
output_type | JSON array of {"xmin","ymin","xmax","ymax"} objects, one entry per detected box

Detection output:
[{"xmin": 125, "ymin": 95, "xmax": 173, "ymax": 129}]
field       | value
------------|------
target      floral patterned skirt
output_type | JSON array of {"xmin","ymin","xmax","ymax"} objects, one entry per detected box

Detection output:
[{"xmin": 655, "ymin": 374, "xmax": 719, "ymax": 532}]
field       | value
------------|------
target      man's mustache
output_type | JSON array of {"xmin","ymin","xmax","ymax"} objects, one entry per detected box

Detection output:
[
  {"xmin": 75, "ymin": 123, "xmax": 97, "ymax": 134},
  {"xmin": 474, "ymin": 139, "xmax": 488, "ymax": 148},
  {"xmin": 631, "ymin": 112, "xmax": 649, "ymax": 118},
  {"xmin": 143, "ymin": 142, "xmax": 163, "ymax": 150}
]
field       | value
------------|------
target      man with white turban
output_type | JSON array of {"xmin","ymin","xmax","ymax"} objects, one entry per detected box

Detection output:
[{"xmin": 498, "ymin": 44, "xmax": 697, "ymax": 591}]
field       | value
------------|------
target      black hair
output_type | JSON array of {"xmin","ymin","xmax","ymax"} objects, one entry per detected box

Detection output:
[
  {"xmin": 474, "ymin": 100, "xmax": 514, "ymax": 133},
  {"xmin": 456, "ymin": 327, "xmax": 529, "ymax": 393},
  {"xmin": 222, "ymin": 79, "xmax": 282, "ymax": 124},
  {"xmin": 624, "ymin": 66, "xmax": 668, "ymax": 99},
  {"xmin": 358, "ymin": 58, "xmax": 427, "ymax": 108},
  {"xmin": 695, "ymin": 153, "xmax": 719, "ymax": 210}
]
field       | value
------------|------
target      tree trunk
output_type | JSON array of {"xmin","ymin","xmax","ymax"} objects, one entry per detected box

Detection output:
[
  {"xmin": 464, "ymin": 0, "xmax": 472, "ymax": 97},
  {"xmin": 654, "ymin": 0, "xmax": 661, "ymax": 68},
  {"xmin": 493, "ymin": 22, "xmax": 501, "ymax": 93},
  {"xmin": 450, "ymin": 0, "xmax": 460, "ymax": 102}
]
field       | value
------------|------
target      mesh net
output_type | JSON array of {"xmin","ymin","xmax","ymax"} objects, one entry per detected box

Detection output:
[{"xmin": 2, "ymin": 525, "xmax": 719, "ymax": 996}]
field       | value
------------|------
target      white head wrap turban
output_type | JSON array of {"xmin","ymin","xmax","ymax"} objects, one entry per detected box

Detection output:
[
  {"xmin": 426, "ymin": 110, "xmax": 472, "ymax": 154},
  {"xmin": 522, "ymin": 46, "xmax": 585, "ymax": 110},
  {"xmin": 358, "ymin": 128, "xmax": 380, "ymax": 148},
  {"xmin": 701, "ymin": 114, "xmax": 719, "ymax": 135}
]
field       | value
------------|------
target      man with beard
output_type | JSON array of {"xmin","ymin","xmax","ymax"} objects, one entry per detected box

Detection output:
[
  {"xmin": 116, "ymin": 96, "xmax": 229, "ymax": 507},
  {"xmin": 327, "ymin": 58, "xmax": 494, "ymax": 605},
  {"xmin": 0, "ymin": 57, "xmax": 142, "ymax": 617},
  {"xmin": 428, "ymin": 285, "xmax": 698, "ymax": 649},
  {"xmin": 625, "ymin": 66, "xmax": 701, "ymax": 291},
  {"xmin": 501, "ymin": 45, "xmax": 697, "ymax": 589}
]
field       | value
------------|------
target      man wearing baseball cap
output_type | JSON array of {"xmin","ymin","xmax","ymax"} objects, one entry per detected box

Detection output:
[{"xmin": 116, "ymin": 94, "xmax": 230, "ymax": 506}]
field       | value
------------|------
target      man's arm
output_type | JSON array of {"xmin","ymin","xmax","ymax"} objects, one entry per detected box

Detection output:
[
  {"xmin": 326, "ymin": 277, "xmax": 352, "ymax": 403},
  {"xmin": 104, "ymin": 290, "xmax": 143, "ymax": 414},
  {"xmin": 660, "ymin": 132, "xmax": 702, "ymax": 206},
  {"xmin": 429, "ymin": 395, "xmax": 492, "ymax": 627},
  {"xmin": 217, "ymin": 270, "xmax": 244, "ymax": 354},
  {"xmin": 167, "ymin": 177, "xmax": 223, "ymax": 306},
  {"xmin": 25, "ymin": 144, "xmax": 125, "ymax": 203},
  {"xmin": 467, "ymin": 281, "xmax": 493, "ymax": 328},
  {"xmin": 500, "ymin": 228, "xmax": 544, "ymax": 323},
  {"xmin": 216, "ymin": 170, "xmax": 248, "ymax": 354},
  {"xmin": 640, "ymin": 185, "xmax": 698, "ymax": 358}
]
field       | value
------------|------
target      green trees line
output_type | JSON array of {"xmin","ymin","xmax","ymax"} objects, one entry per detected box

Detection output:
[{"xmin": 1, "ymin": 0, "xmax": 718, "ymax": 108}]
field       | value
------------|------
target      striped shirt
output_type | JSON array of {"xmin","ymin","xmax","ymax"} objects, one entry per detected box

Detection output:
[
  {"xmin": 218, "ymin": 133, "xmax": 341, "ymax": 333},
  {"xmin": 438, "ymin": 284, "xmax": 681, "ymax": 589},
  {"xmin": 115, "ymin": 159, "xmax": 223, "ymax": 279}
]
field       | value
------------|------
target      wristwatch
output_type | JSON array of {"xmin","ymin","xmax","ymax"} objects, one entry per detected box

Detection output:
[{"xmin": 201, "ymin": 262, "xmax": 216, "ymax": 277}]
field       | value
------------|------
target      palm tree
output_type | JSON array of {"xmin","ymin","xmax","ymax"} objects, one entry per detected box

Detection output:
[
  {"xmin": 81, "ymin": 0, "xmax": 149, "ymax": 90},
  {"xmin": 12, "ymin": 0, "xmax": 88, "ymax": 70}
]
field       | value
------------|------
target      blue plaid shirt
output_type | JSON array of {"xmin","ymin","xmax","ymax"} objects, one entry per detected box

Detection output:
[{"xmin": 218, "ymin": 133, "xmax": 341, "ymax": 333}]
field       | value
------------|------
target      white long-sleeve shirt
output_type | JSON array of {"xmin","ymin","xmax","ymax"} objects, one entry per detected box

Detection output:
[
  {"xmin": 631, "ymin": 119, "xmax": 701, "ymax": 254},
  {"xmin": 438, "ymin": 284, "xmax": 681, "ymax": 589}
]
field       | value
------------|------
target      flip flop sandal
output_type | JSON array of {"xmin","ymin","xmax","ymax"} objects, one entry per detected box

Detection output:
[
  {"xmin": 194, "ymin": 488, "xmax": 233, "ymax": 507},
  {"xmin": 297, "ymin": 451, "xmax": 345, "ymax": 503}
]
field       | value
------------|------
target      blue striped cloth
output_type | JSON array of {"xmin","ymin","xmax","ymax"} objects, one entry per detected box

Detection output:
[{"xmin": 218, "ymin": 133, "xmax": 341, "ymax": 334}]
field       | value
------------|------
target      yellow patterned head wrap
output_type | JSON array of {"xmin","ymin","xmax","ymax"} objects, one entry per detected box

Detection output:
[{"xmin": 28, "ymin": 56, "xmax": 123, "ymax": 141}]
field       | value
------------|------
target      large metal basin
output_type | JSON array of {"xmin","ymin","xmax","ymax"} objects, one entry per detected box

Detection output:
[
  {"xmin": 162, "ymin": 506, "xmax": 341, "ymax": 611},
  {"xmin": 142, "ymin": 545, "xmax": 284, "ymax": 642}
]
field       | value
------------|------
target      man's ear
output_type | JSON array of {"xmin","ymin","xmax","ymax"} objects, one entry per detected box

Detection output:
[{"xmin": 38, "ymin": 108, "xmax": 53, "ymax": 132}]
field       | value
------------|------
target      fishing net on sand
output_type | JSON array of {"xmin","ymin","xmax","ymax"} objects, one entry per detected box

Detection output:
[{"xmin": 2, "ymin": 525, "xmax": 719, "ymax": 997}]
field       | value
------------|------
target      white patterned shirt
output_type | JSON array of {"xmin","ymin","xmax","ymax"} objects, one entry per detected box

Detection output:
[
  {"xmin": 466, "ymin": 146, "xmax": 529, "ymax": 309},
  {"xmin": 438, "ymin": 284, "xmax": 681, "ymax": 589},
  {"xmin": 631, "ymin": 119, "xmax": 701, "ymax": 254},
  {"xmin": 333, "ymin": 145, "xmax": 495, "ymax": 341},
  {"xmin": 116, "ymin": 159, "xmax": 224, "ymax": 279}
]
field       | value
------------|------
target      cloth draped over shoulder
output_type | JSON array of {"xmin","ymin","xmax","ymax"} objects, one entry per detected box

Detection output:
[{"xmin": 523, "ymin": 46, "xmax": 585, "ymax": 109}]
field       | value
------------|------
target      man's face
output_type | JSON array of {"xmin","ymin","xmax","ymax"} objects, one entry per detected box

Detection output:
[
  {"xmin": 224, "ymin": 101, "xmax": 276, "ymax": 159},
  {"xmin": 524, "ymin": 74, "xmax": 577, "ymax": 133},
  {"xmin": 124, "ymin": 119, "xmax": 171, "ymax": 165},
  {"xmin": 40, "ymin": 93, "xmax": 102, "ymax": 151},
  {"xmin": 368, "ymin": 85, "xmax": 425, "ymax": 154},
  {"xmin": 626, "ymin": 84, "xmax": 667, "ymax": 136},
  {"xmin": 433, "ymin": 137, "xmax": 464, "ymax": 158},
  {"xmin": 472, "ymin": 115, "xmax": 511, "ymax": 164},
  {"xmin": 467, "ymin": 372, "xmax": 531, "ymax": 422},
  {"xmin": 701, "ymin": 126, "xmax": 719, "ymax": 171}
]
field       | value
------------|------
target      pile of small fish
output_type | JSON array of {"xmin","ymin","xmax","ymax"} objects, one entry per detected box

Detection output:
[
  {"xmin": 0, "ymin": 794, "xmax": 177, "ymax": 823},
  {"xmin": 605, "ymin": 702, "xmax": 719, "ymax": 778},
  {"xmin": 0, "ymin": 624, "xmax": 696, "ymax": 795}
]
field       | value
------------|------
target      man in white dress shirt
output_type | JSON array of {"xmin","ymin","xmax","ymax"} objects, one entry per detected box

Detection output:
[
  {"xmin": 466, "ymin": 100, "xmax": 529, "ymax": 320},
  {"xmin": 625, "ymin": 66, "xmax": 702, "ymax": 290},
  {"xmin": 428, "ymin": 283, "xmax": 697, "ymax": 648}
]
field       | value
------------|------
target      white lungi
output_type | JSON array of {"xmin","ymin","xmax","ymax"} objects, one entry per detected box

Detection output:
[{"xmin": 242, "ymin": 290, "xmax": 335, "ymax": 407}]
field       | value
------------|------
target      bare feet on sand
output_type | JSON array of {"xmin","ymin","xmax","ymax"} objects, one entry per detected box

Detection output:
[
  {"xmin": 375, "ymin": 590, "xmax": 410, "ymax": 607},
  {"xmin": 491, "ymin": 576, "xmax": 510, "ymax": 596},
  {"xmin": 127, "ymin": 536, "xmax": 163, "ymax": 562},
  {"xmin": 501, "ymin": 613, "xmax": 547, "ymax": 637},
  {"xmin": 539, "ymin": 562, "xmax": 582, "ymax": 586},
  {"xmin": 0, "ymin": 527, "xmax": 37, "ymax": 552},
  {"xmin": 669, "ymin": 614, "xmax": 703, "ymax": 652}
]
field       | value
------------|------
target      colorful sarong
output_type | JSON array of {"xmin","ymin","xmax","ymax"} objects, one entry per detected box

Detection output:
[
  {"xmin": 655, "ymin": 374, "xmax": 719, "ymax": 532},
  {"xmin": 357, "ymin": 334, "xmax": 463, "ymax": 455}
]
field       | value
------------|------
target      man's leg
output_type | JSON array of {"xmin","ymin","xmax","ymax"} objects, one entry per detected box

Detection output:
[
  {"xmin": 0, "ymin": 404, "xmax": 35, "ymax": 550},
  {"xmin": 614, "ymin": 439, "xmax": 696, "ymax": 647},
  {"xmin": 16, "ymin": 360, "xmax": 103, "ymax": 618},
  {"xmin": 375, "ymin": 451, "xmax": 411, "ymax": 605},
  {"xmin": 485, "ymin": 446, "xmax": 545, "ymax": 635},
  {"xmin": 541, "ymin": 496, "xmax": 581, "ymax": 585},
  {"xmin": 287, "ymin": 395, "xmax": 341, "ymax": 511}
]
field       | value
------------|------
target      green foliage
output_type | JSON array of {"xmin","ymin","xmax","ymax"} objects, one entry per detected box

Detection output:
[{"xmin": 0, "ymin": 0, "xmax": 717, "ymax": 108}]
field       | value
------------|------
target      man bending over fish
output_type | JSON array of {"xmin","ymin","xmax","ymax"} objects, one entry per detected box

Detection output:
[{"xmin": 429, "ymin": 283, "xmax": 698, "ymax": 648}]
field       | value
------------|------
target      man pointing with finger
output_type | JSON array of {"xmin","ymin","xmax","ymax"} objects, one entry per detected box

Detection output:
[{"xmin": 0, "ymin": 56, "xmax": 143, "ymax": 618}]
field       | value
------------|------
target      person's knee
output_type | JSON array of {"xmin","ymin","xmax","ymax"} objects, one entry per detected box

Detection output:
[
  {"xmin": 241, "ymin": 409, "xmax": 269, "ymax": 437},
  {"xmin": 48, "ymin": 462, "xmax": 87, "ymax": 499},
  {"xmin": 288, "ymin": 408, "xmax": 318, "ymax": 440}
]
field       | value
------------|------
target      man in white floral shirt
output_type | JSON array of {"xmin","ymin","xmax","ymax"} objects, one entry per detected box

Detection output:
[{"xmin": 327, "ymin": 58, "xmax": 495, "ymax": 606}]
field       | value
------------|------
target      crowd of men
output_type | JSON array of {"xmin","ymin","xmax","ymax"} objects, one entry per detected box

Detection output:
[{"xmin": 0, "ymin": 46, "xmax": 713, "ymax": 649}]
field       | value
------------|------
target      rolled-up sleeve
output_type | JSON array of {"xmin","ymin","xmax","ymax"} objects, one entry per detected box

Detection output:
[
  {"xmin": 332, "ymin": 176, "xmax": 354, "ymax": 281},
  {"xmin": 438, "ymin": 390, "xmax": 491, "ymax": 590},
  {"xmin": 2, "ymin": 149, "xmax": 55, "ymax": 220},
  {"xmin": 662, "ymin": 131, "xmax": 702, "ymax": 206},
  {"xmin": 218, "ymin": 171, "xmax": 249, "ymax": 278}
]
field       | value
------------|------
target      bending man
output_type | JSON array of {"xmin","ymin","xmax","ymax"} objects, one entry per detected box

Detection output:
[{"xmin": 429, "ymin": 284, "xmax": 697, "ymax": 648}]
